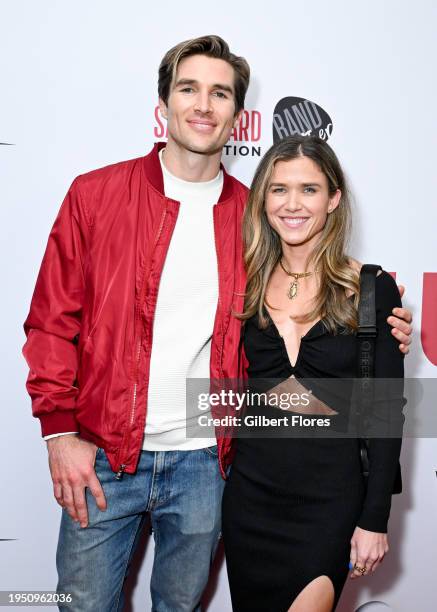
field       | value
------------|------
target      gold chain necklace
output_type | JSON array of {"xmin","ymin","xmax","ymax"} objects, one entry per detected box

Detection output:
[{"xmin": 279, "ymin": 258, "xmax": 313, "ymax": 300}]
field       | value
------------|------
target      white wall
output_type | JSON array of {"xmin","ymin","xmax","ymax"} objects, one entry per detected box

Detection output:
[{"xmin": 1, "ymin": 1, "xmax": 435, "ymax": 610}]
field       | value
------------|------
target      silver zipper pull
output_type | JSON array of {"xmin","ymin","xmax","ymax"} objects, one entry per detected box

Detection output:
[{"xmin": 115, "ymin": 464, "xmax": 127, "ymax": 480}]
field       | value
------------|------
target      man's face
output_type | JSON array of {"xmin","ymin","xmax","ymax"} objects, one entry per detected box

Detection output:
[{"xmin": 159, "ymin": 54, "xmax": 242, "ymax": 155}]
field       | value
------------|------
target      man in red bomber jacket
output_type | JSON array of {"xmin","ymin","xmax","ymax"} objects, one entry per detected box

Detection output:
[{"xmin": 23, "ymin": 36, "xmax": 413, "ymax": 612}]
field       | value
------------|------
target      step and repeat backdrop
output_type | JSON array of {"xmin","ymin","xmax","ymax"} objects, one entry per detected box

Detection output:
[{"xmin": 1, "ymin": 1, "xmax": 435, "ymax": 610}]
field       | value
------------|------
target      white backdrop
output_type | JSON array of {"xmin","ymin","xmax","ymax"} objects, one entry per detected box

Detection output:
[{"xmin": 1, "ymin": 1, "xmax": 436, "ymax": 610}]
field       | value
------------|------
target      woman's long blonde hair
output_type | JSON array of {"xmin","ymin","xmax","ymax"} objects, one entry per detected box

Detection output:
[{"xmin": 240, "ymin": 135, "xmax": 360, "ymax": 333}]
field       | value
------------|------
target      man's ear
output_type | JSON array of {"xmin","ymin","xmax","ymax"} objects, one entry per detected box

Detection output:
[
  {"xmin": 158, "ymin": 97, "xmax": 168, "ymax": 120},
  {"xmin": 233, "ymin": 108, "xmax": 243, "ymax": 129}
]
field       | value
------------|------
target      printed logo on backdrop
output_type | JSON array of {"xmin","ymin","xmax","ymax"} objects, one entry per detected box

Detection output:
[
  {"xmin": 153, "ymin": 106, "xmax": 262, "ymax": 158},
  {"xmin": 224, "ymin": 109, "xmax": 262, "ymax": 157},
  {"xmin": 272, "ymin": 97, "xmax": 333, "ymax": 143}
]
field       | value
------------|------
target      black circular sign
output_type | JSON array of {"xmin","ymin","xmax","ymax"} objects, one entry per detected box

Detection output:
[{"xmin": 273, "ymin": 97, "xmax": 333, "ymax": 143}]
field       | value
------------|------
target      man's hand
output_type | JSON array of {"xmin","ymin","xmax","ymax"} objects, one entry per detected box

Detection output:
[
  {"xmin": 388, "ymin": 285, "xmax": 413, "ymax": 354},
  {"xmin": 47, "ymin": 434, "xmax": 107, "ymax": 528}
]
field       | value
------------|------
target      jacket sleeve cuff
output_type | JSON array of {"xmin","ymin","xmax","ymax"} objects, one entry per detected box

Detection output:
[
  {"xmin": 356, "ymin": 505, "xmax": 390, "ymax": 534},
  {"xmin": 43, "ymin": 432, "xmax": 79, "ymax": 441},
  {"xmin": 39, "ymin": 410, "xmax": 79, "ymax": 437}
]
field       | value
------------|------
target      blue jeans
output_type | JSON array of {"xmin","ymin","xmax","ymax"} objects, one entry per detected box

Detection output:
[{"xmin": 56, "ymin": 446, "xmax": 224, "ymax": 612}]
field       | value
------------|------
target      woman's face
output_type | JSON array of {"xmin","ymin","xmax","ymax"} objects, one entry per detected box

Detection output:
[{"xmin": 265, "ymin": 156, "xmax": 341, "ymax": 248}]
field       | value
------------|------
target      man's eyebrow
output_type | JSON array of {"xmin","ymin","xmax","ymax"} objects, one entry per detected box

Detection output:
[
  {"xmin": 174, "ymin": 78, "xmax": 234, "ymax": 94},
  {"xmin": 174, "ymin": 78, "xmax": 197, "ymax": 87},
  {"xmin": 212, "ymin": 83, "xmax": 234, "ymax": 94}
]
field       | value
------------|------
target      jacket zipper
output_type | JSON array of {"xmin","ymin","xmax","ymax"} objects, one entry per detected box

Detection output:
[
  {"xmin": 115, "ymin": 206, "xmax": 168, "ymax": 479},
  {"xmin": 213, "ymin": 205, "xmax": 227, "ymax": 478},
  {"xmin": 115, "ymin": 464, "xmax": 127, "ymax": 480},
  {"xmin": 213, "ymin": 205, "xmax": 225, "ymax": 379}
]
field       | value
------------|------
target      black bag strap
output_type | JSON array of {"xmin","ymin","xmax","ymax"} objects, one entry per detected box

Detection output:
[
  {"xmin": 357, "ymin": 264, "xmax": 381, "ymax": 377},
  {"xmin": 358, "ymin": 265, "xmax": 381, "ymax": 337},
  {"xmin": 357, "ymin": 264, "xmax": 402, "ymax": 494},
  {"xmin": 357, "ymin": 265, "xmax": 381, "ymax": 478}
]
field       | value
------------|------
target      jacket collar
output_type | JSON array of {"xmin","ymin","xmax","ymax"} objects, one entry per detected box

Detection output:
[{"xmin": 142, "ymin": 142, "xmax": 234, "ymax": 202}]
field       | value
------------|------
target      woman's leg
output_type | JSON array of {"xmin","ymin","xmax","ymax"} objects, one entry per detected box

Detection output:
[{"xmin": 287, "ymin": 575, "xmax": 335, "ymax": 612}]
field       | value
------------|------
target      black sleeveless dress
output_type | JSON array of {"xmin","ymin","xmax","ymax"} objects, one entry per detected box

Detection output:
[{"xmin": 222, "ymin": 271, "xmax": 404, "ymax": 611}]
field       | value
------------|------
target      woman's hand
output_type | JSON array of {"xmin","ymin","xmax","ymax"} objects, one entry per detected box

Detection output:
[{"xmin": 349, "ymin": 526, "xmax": 389, "ymax": 579}]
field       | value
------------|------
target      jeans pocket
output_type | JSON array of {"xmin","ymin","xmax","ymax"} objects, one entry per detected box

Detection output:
[
  {"xmin": 94, "ymin": 447, "xmax": 105, "ymax": 465},
  {"xmin": 202, "ymin": 445, "xmax": 218, "ymax": 457}
]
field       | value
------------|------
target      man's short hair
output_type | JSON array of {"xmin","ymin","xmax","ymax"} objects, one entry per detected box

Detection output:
[{"xmin": 158, "ymin": 35, "xmax": 250, "ymax": 115}]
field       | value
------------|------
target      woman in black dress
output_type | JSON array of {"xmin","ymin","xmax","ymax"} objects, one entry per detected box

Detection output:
[{"xmin": 222, "ymin": 135, "xmax": 405, "ymax": 611}]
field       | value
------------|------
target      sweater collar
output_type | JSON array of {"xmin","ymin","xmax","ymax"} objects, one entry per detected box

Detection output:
[{"xmin": 142, "ymin": 142, "xmax": 234, "ymax": 203}]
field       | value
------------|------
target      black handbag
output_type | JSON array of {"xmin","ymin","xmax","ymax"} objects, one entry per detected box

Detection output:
[{"xmin": 357, "ymin": 264, "xmax": 402, "ymax": 495}]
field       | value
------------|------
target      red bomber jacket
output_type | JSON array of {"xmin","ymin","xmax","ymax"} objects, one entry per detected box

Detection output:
[{"xmin": 23, "ymin": 142, "xmax": 249, "ymax": 479}]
